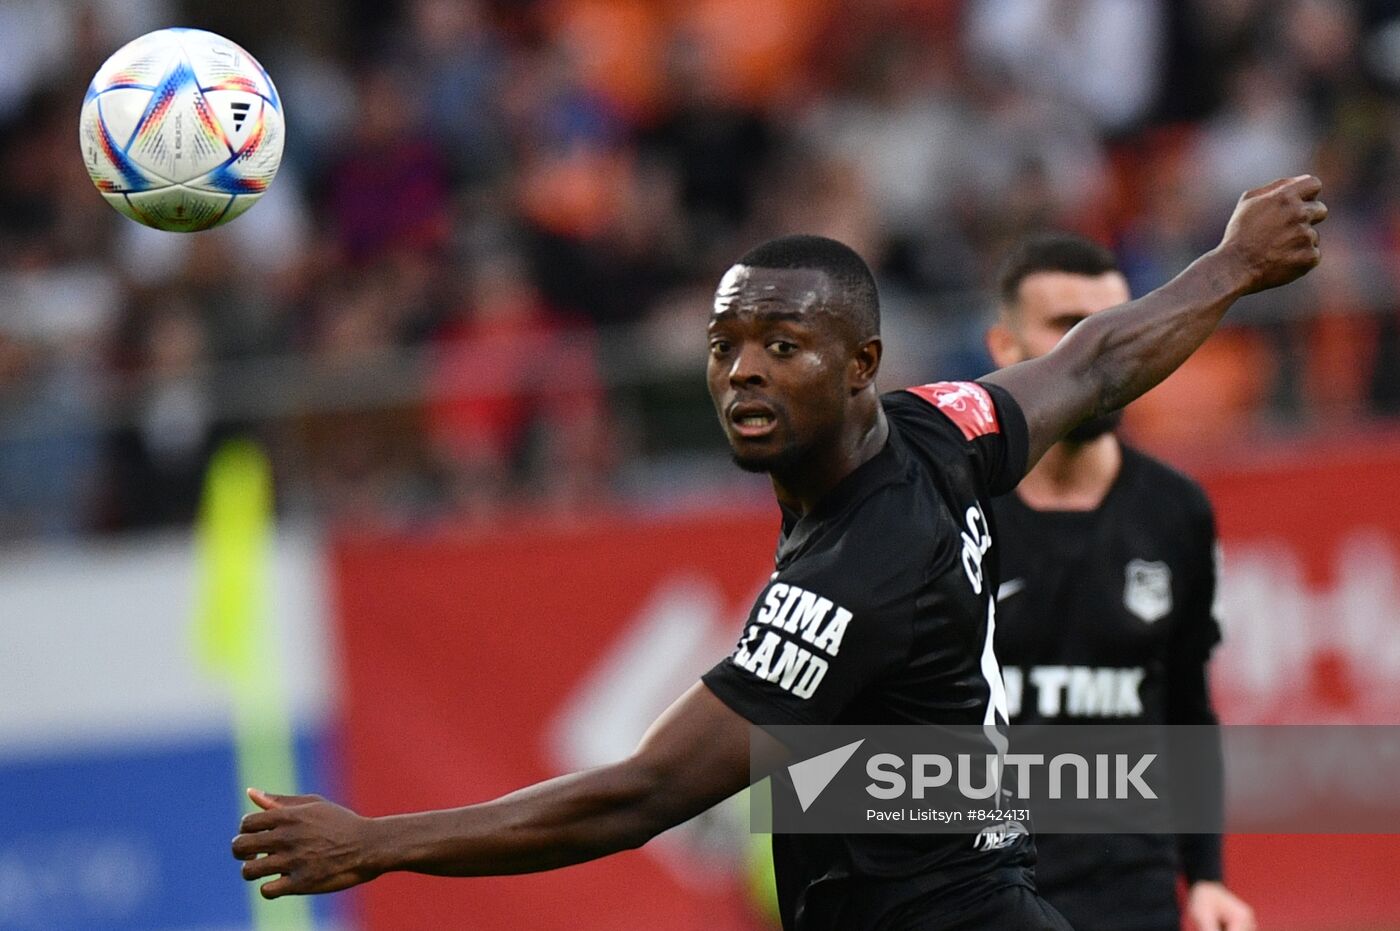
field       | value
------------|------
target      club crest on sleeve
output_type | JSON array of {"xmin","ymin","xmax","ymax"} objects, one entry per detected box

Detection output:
[
  {"xmin": 1124, "ymin": 559, "xmax": 1172, "ymax": 623},
  {"xmin": 905, "ymin": 381, "xmax": 999, "ymax": 440}
]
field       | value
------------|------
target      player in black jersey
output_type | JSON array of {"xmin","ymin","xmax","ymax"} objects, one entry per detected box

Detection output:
[
  {"xmin": 232, "ymin": 177, "xmax": 1324, "ymax": 931},
  {"xmin": 986, "ymin": 234, "xmax": 1255, "ymax": 931}
]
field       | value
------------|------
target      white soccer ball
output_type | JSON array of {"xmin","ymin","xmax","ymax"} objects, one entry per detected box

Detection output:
[{"xmin": 79, "ymin": 27, "xmax": 285, "ymax": 232}]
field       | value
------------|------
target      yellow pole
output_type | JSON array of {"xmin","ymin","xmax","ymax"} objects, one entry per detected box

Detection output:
[
  {"xmin": 745, "ymin": 779, "xmax": 780, "ymax": 925},
  {"xmin": 195, "ymin": 439, "xmax": 313, "ymax": 930}
]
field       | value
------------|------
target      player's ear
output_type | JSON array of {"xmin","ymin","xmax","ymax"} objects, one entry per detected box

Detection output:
[
  {"xmin": 986, "ymin": 319, "xmax": 1024, "ymax": 369},
  {"xmin": 849, "ymin": 337, "xmax": 881, "ymax": 391}
]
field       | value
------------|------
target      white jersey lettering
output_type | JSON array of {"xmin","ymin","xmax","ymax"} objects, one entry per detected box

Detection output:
[
  {"xmin": 729, "ymin": 582, "xmax": 855, "ymax": 699},
  {"xmin": 1012, "ymin": 665, "xmax": 1147, "ymax": 719}
]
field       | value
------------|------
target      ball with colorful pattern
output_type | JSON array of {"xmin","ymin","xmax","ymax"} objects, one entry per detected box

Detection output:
[{"xmin": 79, "ymin": 27, "xmax": 285, "ymax": 232}]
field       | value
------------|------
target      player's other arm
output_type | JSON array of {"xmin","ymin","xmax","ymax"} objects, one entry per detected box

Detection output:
[
  {"xmin": 1170, "ymin": 494, "xmax": 1256, "ymax": 930},
  {"xmin": 231, "ymin": 682, "xmax": 785, "ymax": 898},
  {"xmin": 983, "ymin": 176, "xmax": 1326, "ymax": 468}
]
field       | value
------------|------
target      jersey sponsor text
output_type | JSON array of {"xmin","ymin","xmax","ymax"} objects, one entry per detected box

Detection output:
[
  {"xmin": 1003, "ymin": 665, "xmax": 1146, "ymax": 718},
  {"xmin": 732, "ymin": 582, "xmax": 854, "ymax": 699}
]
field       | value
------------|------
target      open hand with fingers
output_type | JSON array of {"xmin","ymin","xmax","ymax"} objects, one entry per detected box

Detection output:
[
  {"xmin": 1215, "ymin": 174, "xmax": 1328, "ymax": 295},
  {"xmin": 231, "ymin": 788, "xmax": 382, "ymax": 899}
]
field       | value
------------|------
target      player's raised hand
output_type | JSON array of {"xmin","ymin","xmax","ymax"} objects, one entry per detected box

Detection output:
[
  {"xmin": 1216, "ymin": 174, "xmax": 1328, "ymax": 295},
  {"xmin": 231, "ymin": 787, "xmax": 381, "ymax": 898}
]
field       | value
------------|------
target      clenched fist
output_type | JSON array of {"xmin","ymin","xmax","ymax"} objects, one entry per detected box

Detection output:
[{"xmin": 1216, "ymin": 175, "xmax": 1328, "ymax": 295}]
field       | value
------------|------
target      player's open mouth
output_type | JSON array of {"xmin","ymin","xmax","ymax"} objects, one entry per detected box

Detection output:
[{"xmin": 729, "ymin": 403, "xmax": 777, "ymax": 438}]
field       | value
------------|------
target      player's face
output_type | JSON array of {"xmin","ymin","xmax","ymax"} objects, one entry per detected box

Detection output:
[
  {"xmin": 996, "ymin": 270, "xmax": 1131, "ymax": 364},
  {"xmin": 706, "ymin": 265, "xmax": 853, "ymax": 474},
  {"xmin": 989, "ymin": 270, "xmax": 1132, "ymax": 442}
]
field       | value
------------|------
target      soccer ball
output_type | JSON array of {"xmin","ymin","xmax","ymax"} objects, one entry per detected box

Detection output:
[{"xmin": 79, "ymin": 27, "xmax": 285, "ymax": 232}]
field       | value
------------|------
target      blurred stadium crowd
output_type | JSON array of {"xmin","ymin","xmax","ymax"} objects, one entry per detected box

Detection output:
[{"xmin": 3, "ymin": 0, "xmax": 1400, "ymax": 539}]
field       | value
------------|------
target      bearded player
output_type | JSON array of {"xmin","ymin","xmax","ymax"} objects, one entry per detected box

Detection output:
[
  {"xmin": 232, "ymin": 177, "xmax": 1324, "ymax": 930},
  {"xmin": 986, "ymin": 233, "xmax": 1254, "ymax": 931}
]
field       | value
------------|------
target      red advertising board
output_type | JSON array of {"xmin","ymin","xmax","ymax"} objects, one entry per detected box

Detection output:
[
  {"xmin": 333, "ymin": 436, "xmax": 1400, "ymax": 930},
  {"xmin": 333, "ymin": 511, "xmax": 782, "ymax": 931},
  {"xmin": 1194, "ymin": 434, "xmax": 1400, "ymax": 928}
]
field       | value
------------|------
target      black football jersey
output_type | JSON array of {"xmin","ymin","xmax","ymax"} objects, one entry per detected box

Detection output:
[
  {"xmin": 703, "ymin": 381, "xmax": 1036, "ymax": 931},
  {"xmin": 992, "ymin": 445, "xmax": 1224, "ymax": 931}
]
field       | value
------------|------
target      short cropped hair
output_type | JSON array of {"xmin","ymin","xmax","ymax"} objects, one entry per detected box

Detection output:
[
  {"xmin": 737, "ymin": 235, "xmax": 880, "ymax": 339},
  {"xmin": 996, "ymin": 232, "xmax": 1120, "ymax": 308}
]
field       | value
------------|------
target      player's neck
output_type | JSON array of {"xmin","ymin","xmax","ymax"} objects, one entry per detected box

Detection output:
[
  {"xmin": 771, "ymin": 409, "xmax": 889, "ymax": 515},
  {"xmin": 1016, "ymin": 433, "xmax": 1122, "ymax": 512}
]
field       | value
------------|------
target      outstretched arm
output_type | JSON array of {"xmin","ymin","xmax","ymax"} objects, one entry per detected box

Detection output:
[
  {"xmin": 983, "ymin": 175, "xmax": 1327, "ymax": 469},
  {"xmin": 232, "ymin": 682, "xmax": 784, "ymax": 898}
]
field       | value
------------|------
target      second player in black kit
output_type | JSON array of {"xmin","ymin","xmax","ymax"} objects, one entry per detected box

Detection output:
[
  {"xmin": 994, "ymin": 448, "xmax": 1223, "ymax": 929},
  {"xmin": 988, "ymin": 233, "xmax": 1254, "ymax": 931}
]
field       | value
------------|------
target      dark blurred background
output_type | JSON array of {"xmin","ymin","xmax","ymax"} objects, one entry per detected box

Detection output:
[{"xmin": 4, "ymin": 0, "xmax": 1400, "ymax": 541}]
